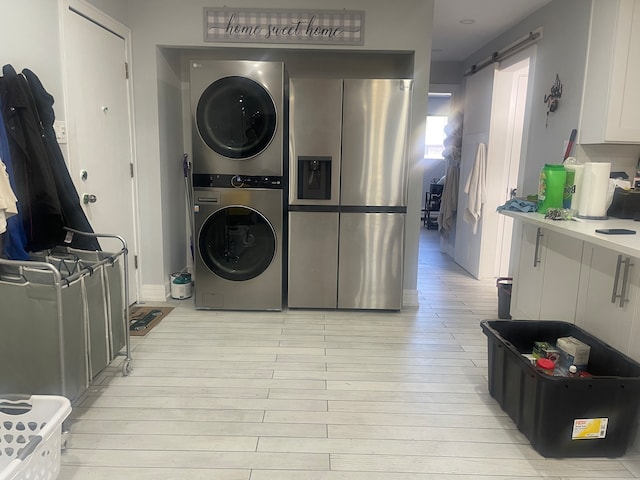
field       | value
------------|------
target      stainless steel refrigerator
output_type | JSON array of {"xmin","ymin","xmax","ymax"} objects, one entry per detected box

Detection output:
[{"xmin": 287, "ymin": 77, "xmax": 412, "ymax": 310}]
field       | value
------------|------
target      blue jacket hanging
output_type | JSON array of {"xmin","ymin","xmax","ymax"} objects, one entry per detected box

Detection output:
[{"xmin": 0, "ymin": 95, "xmax": 29, "ymax": 260}]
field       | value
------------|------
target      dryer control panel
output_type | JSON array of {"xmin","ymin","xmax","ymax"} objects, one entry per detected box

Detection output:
[{"xmin": 193, "ymin": 173, "xmax": 282, "ymax": 189}]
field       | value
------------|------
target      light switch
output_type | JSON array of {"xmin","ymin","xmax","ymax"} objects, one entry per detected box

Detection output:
[{"xmin": 54, "ymin": 121, "xmax": 67, "ymax": 144}]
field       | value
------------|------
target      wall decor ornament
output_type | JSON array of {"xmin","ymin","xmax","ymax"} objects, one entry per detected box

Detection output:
[
  {"xmin": 204, "ymin": 8, "xmax": 365, "ymax": 45},
  {"xmin": 544, "ymin": 73, "xmax": 562, "ymax": 127}
]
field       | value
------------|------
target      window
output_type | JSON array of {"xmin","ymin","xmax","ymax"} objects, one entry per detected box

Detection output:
[
  {"xmin": 424, "ymin": 115, "xmax": 448, "ymax": 159},
  {"xmin": 424, "ymin": 92, "xmax": 452, "ymax": 160}
]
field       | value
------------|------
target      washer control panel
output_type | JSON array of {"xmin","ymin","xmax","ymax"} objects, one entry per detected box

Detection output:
[{"xmin": 193, "ymin": 173, "xmax": 282, "ymax": 189}]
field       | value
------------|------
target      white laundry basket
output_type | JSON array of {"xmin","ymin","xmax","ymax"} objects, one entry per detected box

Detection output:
[{"xmin": 0, "ymin": 395, "xmax": 71, "ymax": 480}]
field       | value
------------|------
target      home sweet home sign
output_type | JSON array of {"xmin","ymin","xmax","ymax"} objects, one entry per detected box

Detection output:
[{"xmin": 204, "ymin": 8, "xmax": 365, "ymax": 45}]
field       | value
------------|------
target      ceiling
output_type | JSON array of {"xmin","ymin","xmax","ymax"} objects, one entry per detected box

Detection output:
[{"xmin": 431, "ymin": 0, "xmax": 553, "ymax": 62}]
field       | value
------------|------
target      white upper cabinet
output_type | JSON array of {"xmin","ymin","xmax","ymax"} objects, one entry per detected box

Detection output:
[{"xmin": 580, "ymin": 0, "xmax": 640, "ymax": 144}]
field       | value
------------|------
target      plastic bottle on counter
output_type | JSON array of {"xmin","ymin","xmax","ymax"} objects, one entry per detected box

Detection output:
[
  {"xmin": 563, "ymin": 162, "xmax": 578, "ymax": 209},
  {"xmin": 537, "ymin": 164, "xmax": 566, "ymax": 214},
  {"xmin": 568, "ymin": 365, "xmax": 578, "ymax": 377}
]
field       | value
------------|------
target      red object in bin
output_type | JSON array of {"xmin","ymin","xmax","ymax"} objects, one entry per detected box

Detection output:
[{"xmin": 536, "ymin": 357, "xmax": 555, "ymax": 374}]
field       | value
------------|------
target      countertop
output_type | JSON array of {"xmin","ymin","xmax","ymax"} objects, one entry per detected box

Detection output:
[{"xmin": 500, "ymin": 211, "xmax": 640, "ymax": 258}]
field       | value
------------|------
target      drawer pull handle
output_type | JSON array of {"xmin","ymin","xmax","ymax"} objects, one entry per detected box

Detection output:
[
  {"xmin": 611, "ymin": 255, "xmax": 632, "ymax": 307},
  {"xmin": 533, "ymin": 228, "xmax": 543, "ymax": 267}
]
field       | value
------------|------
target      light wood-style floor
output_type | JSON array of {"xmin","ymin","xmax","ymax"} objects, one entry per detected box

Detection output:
[{"xmin": 60, "ymin": 228, "xmax": 640, "ymax": 479}]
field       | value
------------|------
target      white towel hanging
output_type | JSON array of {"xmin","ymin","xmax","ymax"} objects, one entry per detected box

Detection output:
[
  {"xmin": 438, "ymin": 162, "xmax": 459, "ymax": 236},
  {"xmin": 463, "ymin": 142, "xmax": 486, "ymax": 234}
]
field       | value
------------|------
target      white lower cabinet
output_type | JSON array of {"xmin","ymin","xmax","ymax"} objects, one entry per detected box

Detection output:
[
  {"xmin": 511, "ymin": 223, "xmax": 584, "ymax": 321},
  {"xmin": 576, "ymin": 244, "xmax": 640, "ymax": 359}
]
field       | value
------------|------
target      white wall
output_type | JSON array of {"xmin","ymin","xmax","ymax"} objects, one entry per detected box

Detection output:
[
  {"xmin": 430, "ymin": 61, "xmax": 464, "ymax": 85},
  {"xmin": 156, "ymin": 48, "xmax": 187, "ymax": 282},
  {"xmin": 124, "ymin": 0, "xmax": 433, "ymax": 300},
  {"xmin": 0, "ymin": 0, "xmax": 65, "ymax": 120}
]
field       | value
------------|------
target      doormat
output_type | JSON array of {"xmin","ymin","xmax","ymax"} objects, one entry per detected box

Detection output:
[{"xmin": 129, "ymin": 306, "xmax": 174, "ymax": 336}]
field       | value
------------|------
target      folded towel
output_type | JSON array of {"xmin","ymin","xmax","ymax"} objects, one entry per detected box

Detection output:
[{"xmin": 497, "ymin": 198, "xmax": 537, "ymax": 213}]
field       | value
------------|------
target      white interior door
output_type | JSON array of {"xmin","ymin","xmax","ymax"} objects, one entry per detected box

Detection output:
[
  {"xmin": 61, "ymin": 0, "xmax": 138, "ymax": 303},
  {"xmin": 494, "ymin": 56, "xmax": 530, "ymax": 276}
]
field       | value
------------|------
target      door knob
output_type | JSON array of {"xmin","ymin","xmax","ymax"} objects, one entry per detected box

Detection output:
[{"xmin": 83, "ymin": 193, "xmax": 97, "ymax": 204}]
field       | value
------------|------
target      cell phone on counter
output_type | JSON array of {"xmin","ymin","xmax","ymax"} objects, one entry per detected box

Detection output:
[{"xmin": 595, "ymin": 228, "xmax": 636, "ymax": 235}]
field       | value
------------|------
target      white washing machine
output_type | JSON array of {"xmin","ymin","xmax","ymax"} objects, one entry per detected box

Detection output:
[
  {"xmin": 190, "ymin": 60, "xmax": 285, "ymax": 176},
  {"xmin": 192, "ymin": 175, "xmax": 283, "ymax": 310}
]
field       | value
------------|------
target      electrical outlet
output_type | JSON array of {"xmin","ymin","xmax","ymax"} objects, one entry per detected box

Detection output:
[{"xmin": 54, "ymin": 121, "xmax": 67, "ymax": 144}]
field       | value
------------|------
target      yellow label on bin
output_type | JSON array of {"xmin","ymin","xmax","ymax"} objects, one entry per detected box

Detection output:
[{"xmin": 572, "ymin": 418, "xmax": 608, "ymax": 440}]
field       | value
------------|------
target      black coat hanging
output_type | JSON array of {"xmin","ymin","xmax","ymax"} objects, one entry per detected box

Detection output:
[
  {"xmin": 0, "ymin": 64, "xmax": 63, "ymax": 252},
  {"xmin": 22, "ymin": 68, "xmax": 100, "ymax": 251}
]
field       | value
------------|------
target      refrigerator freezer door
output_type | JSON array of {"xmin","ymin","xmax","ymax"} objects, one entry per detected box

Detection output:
[
  {"xmin": 338, "ymin": 212, "xmax": 405, "ymax": 310},
  {"xmin": 289, "ymin": 78, "xmax": 343, "ymax": 206},
  {"xmin": 341, "ymin": 79, "xmax": 412, "ymax": 207},
  {"xmin": 288, "ymin": 211, "xmax": 339, "ymax": 308}
]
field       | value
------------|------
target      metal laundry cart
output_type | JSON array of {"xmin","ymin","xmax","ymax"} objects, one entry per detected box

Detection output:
[{"xmin": 0, "ymin": 229, "xmax": 132, "ymax": 402}]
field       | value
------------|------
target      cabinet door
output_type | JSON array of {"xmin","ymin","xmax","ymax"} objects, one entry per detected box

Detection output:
[
  {"xmin": 511, "ymin": 224, "xmax": 583, "ymax": 321},
  {"xmin": 605, "ymin": 0, "xmax": 640, "ymax": 142},
  {"xmin": 511, "ymin": 224, "xmax": 545, "ymax": 319},
  {"xmin": 577, "ymin": 245, "xmax": 640, "ymax": 354},
  {"xmin": 538, "ymin": 230, "xmax": 584, "ymax": 322},
  {"xmin": 581, "ymin": 0, "xmax": 640, "ymax": 143}
]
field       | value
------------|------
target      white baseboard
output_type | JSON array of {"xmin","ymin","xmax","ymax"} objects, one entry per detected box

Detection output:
[
  {"xmin": 140, "ymin": 284, "xmax": 168, "ymax": 302},
  {"xmin": 403, "ymin": 289, "xmax": 419, "ymax": 308}
]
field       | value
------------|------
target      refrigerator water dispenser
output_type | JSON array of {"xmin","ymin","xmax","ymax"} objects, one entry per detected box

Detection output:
[{"xmin": 297, "ymin": 156, "xmax": 331, "ymax": 200}]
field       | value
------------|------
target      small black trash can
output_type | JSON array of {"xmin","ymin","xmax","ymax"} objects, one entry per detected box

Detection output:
[{"xmin": 496, "ymin": 277, "xmax": 512, "ymax": 319}]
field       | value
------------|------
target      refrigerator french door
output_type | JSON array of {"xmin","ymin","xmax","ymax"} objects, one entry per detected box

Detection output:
[{"xmin": 288, "ymin": 77, "xmax": 412, "ymax": 310}]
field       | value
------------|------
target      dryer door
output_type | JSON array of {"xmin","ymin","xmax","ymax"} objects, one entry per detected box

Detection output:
[
  {"xmin": 198, "ymin": 205, "xmax": 276, "ymax": 281},
  {"xmin": 196, "ymin": 76, "xmax": 277, "ymax": 159}
]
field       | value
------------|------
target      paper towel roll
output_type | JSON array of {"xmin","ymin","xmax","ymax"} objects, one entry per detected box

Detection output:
[
  {"xmin": 577, "ymin": 162, "xmax": 611, "ymax": 219},
  {"xmin": 566, "ymin": 164, "xmax": 584, "ymax": 211}
]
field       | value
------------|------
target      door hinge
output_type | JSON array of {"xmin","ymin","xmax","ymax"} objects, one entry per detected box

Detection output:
[
  {"xmin": 134, "ymin": 255, "xmax": 138, "ymax": 269},
  {"xmin": 130, "ymin": 162, "xmax": 134, "ymax": 178},
  {"xmin": 124, "ymin": 62, "xmax": 129, "ymax": 79}
]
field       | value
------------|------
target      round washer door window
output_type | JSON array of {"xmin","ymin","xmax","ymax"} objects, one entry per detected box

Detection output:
[
  {"xmin": 198, "ymin": 205, "xmax": 276, "ymax": 281},
  {"xmin": 196, "ymin": 76, "xmax": 277, "ymax": 159}
]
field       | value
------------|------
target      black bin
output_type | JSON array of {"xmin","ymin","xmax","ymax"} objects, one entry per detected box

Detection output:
[
  {"xmin": 496, "ymin": 277, "xmax": 512, "ymax": 319},
  {"xmin": 480, "ymin": 319, "xmax": 640, "ymax": 458}
]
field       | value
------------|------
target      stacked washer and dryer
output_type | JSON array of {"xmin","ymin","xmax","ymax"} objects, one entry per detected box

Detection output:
[{"xmin": 189, "ymin": 61, "xmax": 285, "ymax": 310}]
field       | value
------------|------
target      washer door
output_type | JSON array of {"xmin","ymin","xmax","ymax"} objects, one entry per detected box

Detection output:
[
  {"xmin": 196, "ymin": 76, "xmax": 277, "ymax": 159},
  {"xmin": 199, "ymin": 205, "xmax": 276, "ymax": 281}
]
